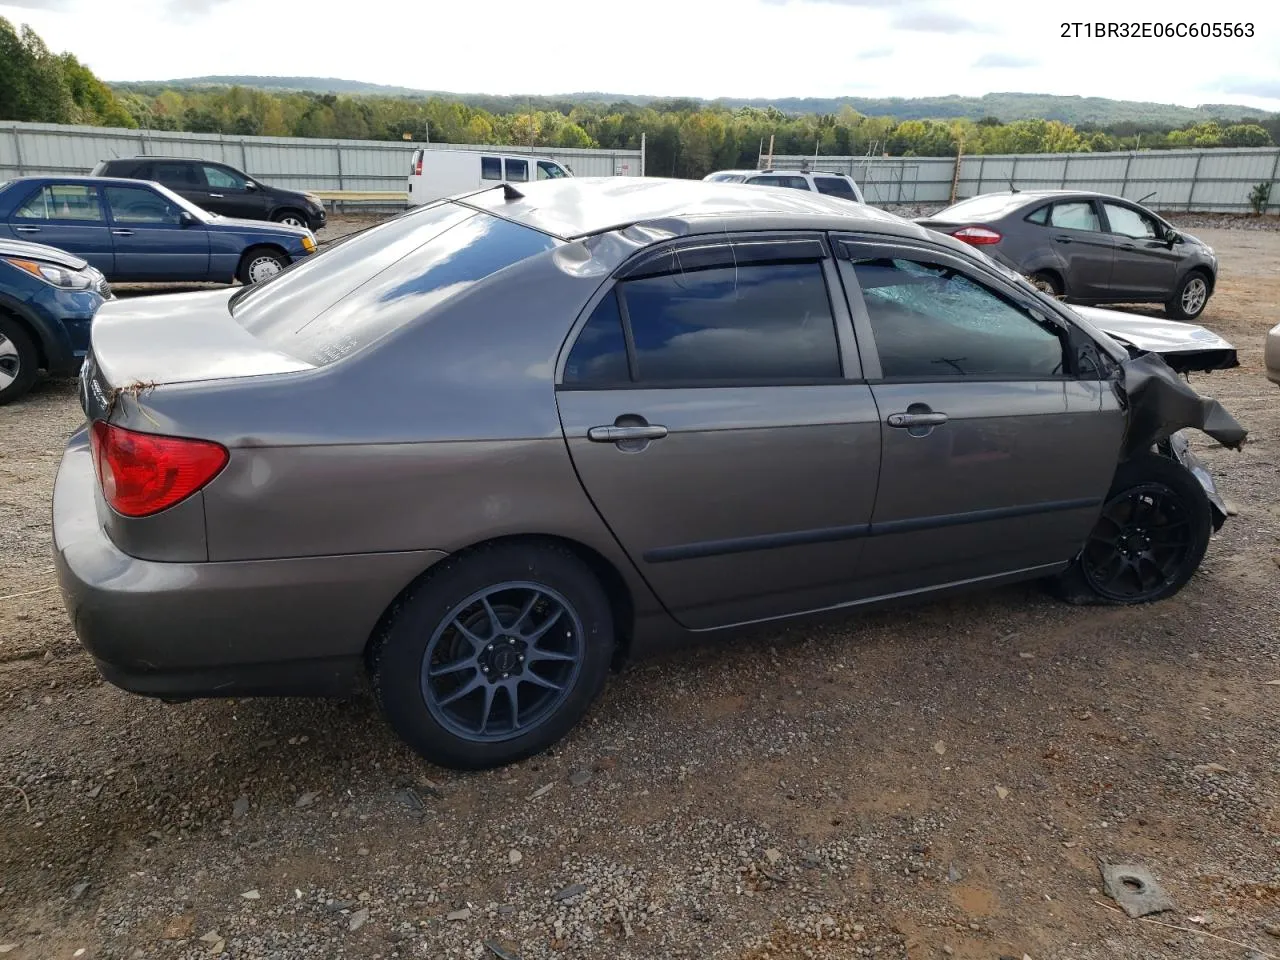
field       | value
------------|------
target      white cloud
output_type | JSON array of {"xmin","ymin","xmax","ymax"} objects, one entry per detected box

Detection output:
[{"xmin": 0, "ymin": 0, "xmax": 1276, "ymax": 111}]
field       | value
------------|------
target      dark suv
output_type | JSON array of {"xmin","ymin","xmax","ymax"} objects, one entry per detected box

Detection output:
[{"xmin": 89, "ymin": 157, "xmax": 327, "ymax": 231}]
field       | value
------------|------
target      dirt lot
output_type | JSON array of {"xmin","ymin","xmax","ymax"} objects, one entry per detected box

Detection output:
[{"xmin": 1, "ymin": 219, "xmax": 1278, "ymax": 960}]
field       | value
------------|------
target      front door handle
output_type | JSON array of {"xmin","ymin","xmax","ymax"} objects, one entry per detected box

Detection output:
[
  {"xmin": 588, "ymin": 424, "xmax": 668, "ymax": 443},
  {"xmin": 111, "ymin": 229, "xmax": 134, "ymax": 236},
  {"xmin": 887, "ymin": 412, "xmax": 948, "ymax": 428},
  {"xmin": 13, "ymin": 225, "xmax": 41, "ymax": 233},
  {"xmin": 1052, "ymin": 234, "xmax": 1073, "ymax": 244}
]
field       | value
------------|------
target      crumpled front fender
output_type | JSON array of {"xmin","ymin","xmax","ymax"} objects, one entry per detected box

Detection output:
[{"xmin": 1117, "ymin": 352, "xmax": 1247, "ymax": 460}]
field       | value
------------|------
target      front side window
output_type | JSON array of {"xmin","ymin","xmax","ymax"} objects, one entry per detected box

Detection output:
[
  {"xmin": 566, "ymin": 260, "xmax": 841, "ymax": 385},
  {"xmin": 537, "ymin": 161, "xmax": 567, "ymax": 180},
  {"xmin": 481, "ymin": 157, "xmax": 502, "ymax": 180},
  {"xmin": 505, "ymin": 159, "xmax": 529, "ymax": 182},
  {"xmin": 1048, "ymin": 201, "xmax": 1100, "ymax": 232},
  {"xmin": 152, "ymin": 162, "xmax": 202, "ymax": 186},
  {"xmin": 104, "ymin": 185, "xmax": 185, "ymax": 225},
  {"xmin": 1103, "ymin": 202, "xmax": 1160, "ymax": 240},
  {"xmin": 814, "ymin": 177, "xmax": 857, "ymax": 200},
  {"xmin": 851, "ymin": 257, "xmax": 1064, "ymax": 379},
  {"xmin": 203, "ymin": 165, "xmax": 247, "ymax": 190},
  {"xmin": 13, "ymin": 183, "xmax": 103, "ymax": 221}
]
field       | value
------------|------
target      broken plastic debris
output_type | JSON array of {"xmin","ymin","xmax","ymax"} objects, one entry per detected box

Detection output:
[{"xmin": 1100, "ymin": 863, "xmax": 1177, "ymax": 918}]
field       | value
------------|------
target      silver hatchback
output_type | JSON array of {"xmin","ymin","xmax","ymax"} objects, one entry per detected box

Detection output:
[{"xmin": 54, "ymin": 177, "xmax": 1244, "ymax": 769}]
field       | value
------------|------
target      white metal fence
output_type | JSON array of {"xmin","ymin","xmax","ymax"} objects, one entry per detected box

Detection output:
[
  {"xmin": 0, "ymin": 122, "xmax": 645, "ymax": 196},
  {"xmin": 766, "ymin": 148, "xmax": 1280, "ymax": 213},
  {"xmin": 4, "ymin": 122, "xmax": 1277, "ymax": 213}
]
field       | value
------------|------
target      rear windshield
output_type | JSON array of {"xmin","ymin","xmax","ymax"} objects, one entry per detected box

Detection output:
[
  {"xmin": 231, "ymin": 202, "xmax": 558, "ymax": 365},
  {"xmin": 931, "ymin": 193, "xmax": 1032, "ymax": 222}
]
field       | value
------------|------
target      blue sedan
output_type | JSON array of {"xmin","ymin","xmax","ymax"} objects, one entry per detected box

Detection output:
[
  {"xmin": 0, "ymin": 235, "xmax": 109, "ymax": 404},
  {"xmin": 0, "ymin": 176, "xmax": 317, "ymax": 285}
]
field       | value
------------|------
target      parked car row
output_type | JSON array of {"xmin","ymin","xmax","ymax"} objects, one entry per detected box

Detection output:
[
  {"xmin": 51, "ymin": 176, "xmax": 1247, "ymax": 769},
  {"xmin": 916, "ymin": 189, "xmax": 1218, "ymax": 321}
]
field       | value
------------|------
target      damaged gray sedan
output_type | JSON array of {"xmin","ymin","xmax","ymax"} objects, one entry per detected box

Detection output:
[{"xmin": 53, "ymin": 177, "xmax": 1245, "ymax": 769}]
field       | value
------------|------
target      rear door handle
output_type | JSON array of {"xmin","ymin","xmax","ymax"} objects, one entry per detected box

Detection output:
[
  {"xmin": 1052, "ymin": 234, "xmax": 1073, "ymax": 244},
  {"xmin": 14, "ymin": 225, "xmax": 40, "ymax": 233},
  {"xmin": 111, "ymin": 229, "xmax": 134, "ymax": 236},
  {"xmin": 208, "ymin": 193, "xmax": 224, "ymax": 198},
  {"xmin": 887, "ymin": 412, "xmax": 948, "ymax": 428},
  {"xmin": 588, "ymin": 424, "xmax": 669, "ymax": 442}
]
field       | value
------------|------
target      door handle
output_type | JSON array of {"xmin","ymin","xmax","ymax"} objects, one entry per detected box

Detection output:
[
  {"xmin": 14, "ymin": 225, "xmax": 41, "ymax": 233},
  {"xmin": 887, "ymin": 412, "xmax": 949, "ymax": 428},
  {"xmin": 111, "ymin": 229, "xmax": 134, "ymax": 236},
  {"xmin": 588, "ymin": 424, "xmax": 669, "ymax": 443},
  {"xmin": 1052, "ymin": 234, "xmax": 1073, "ymax": 244},
  {"xmin": 208, "ymin": 193, "xmax": 224, "ymax": 198},
  {"xmin": 1119, "ymin": 242, "xmax": 1136, "ymax": 250}
]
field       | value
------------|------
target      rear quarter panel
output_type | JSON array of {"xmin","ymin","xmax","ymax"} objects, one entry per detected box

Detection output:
[{"xmin": 127, "ymin": 243, "xmax": 669, "ymax": 625}]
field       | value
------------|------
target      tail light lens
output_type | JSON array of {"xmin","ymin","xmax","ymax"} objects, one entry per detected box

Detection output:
[
  {"xmin": 414, "ymin": 154, "xmax": 423, "ymax": 176},
  {"xmin": 952, "ymin": 226, "xmax": 1002, "ymax": 245},
  {"xmin": 90, "ymin": 421, "xmax": 228, "ymax": 518}
]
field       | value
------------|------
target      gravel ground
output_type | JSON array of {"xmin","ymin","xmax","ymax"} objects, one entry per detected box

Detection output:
[{"xmin": 1, "ymin": 222, "xmax": 1278, "ymax": 960}]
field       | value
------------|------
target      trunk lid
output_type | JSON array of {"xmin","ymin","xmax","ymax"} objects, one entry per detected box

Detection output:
[{"xmin": 80, "ymin": 288, "xmax": 313, "ymax": 419}]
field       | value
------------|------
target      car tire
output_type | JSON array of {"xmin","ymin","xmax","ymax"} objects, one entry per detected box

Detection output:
[
  {"xmin": 370, "ymin": 541, "xmax": 616, "ymax": 770},
  {"xmin": 1029, "ymin": 271, "xmax": 1063, "ymax": 298},
  {"xmin": 236, "ymin": 247, "xmax": 289, "ymax": 285},
  {"xmin": 0, "ymin": 314, "xmax": 39, "ymax": 406},
  {"xmin": 1049, "ymin": 453, "xmax": 1212, "ymax": 606},
  {"xmin": 1165, "ymin": 270, "xmax": 1211, "ymax": 321},
  {"xmin": 272, "ymin": 210, "xmax": 309, "ymax": 229}
]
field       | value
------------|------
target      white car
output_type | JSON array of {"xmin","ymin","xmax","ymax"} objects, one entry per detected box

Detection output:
[
  {"xmin": 704, "ymin": 168, "xmax": 865, "ymax": 203},
  {"xmin": 407, "ymin": 149, "xmax": 572, "ymax": 207},
  {"xmin": 1266, "ymin": 321, "xmax": 1280, "ymax": 385}
]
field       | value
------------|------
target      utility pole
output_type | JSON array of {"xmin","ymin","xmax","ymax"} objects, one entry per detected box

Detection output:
[
  {"xmin": 640, "ymin": 132, "xmax": 646, "ymax": 176},
  {"xmin": 766, "ymin": 134, "xmax": 775, "ymax": 170},
  {"xmin": 950, "ymin": 129, "xmax": 964, "ymax": 204}
]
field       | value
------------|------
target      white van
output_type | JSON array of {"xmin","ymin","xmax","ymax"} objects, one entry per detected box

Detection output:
[
  {"xmin": 407, "ymin": 149, "xmax": 572, "ymax": 206},
  {"xmin": 703, "ymin": 168, "xmax": 865, "ymax": 204}
]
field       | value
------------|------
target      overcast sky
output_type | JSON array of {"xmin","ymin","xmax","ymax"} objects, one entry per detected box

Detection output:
[{"xmin": 3, "ymin": 0, "xmax": 1278, "ymax": 110}]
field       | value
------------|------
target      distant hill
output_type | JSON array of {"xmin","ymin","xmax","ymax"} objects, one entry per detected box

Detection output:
[{"xmin": 110, "ymin": 77, "xmax": 1275, "ymax": 126}]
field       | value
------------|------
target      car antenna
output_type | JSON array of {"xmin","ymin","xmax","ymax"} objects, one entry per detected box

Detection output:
[
  {"xmin": 1008, "ymin": 178, "xmax": 1019, "ymax": 193},
  {"xmin": 1138, "ymin": 190, "xmax": 1157, "ymax": 205},
  {"xmin": 502, "ymin": 182, "xmax": 524, "ymax": 201}
]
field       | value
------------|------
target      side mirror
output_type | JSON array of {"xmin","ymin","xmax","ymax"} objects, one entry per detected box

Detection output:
[
  {"xmin": 244, "ymin": 181, "xmax": 258, "ymax": 191},
  {"xmin": 178, "ymin": 211, "xmax": 196, "ymax": 227},
  {"xmin": 1166, "ymin": 229, "xmax": 1181, "ymax": 246}
]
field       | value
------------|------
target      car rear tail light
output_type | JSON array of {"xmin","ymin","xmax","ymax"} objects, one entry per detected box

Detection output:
[
  {"xmin": 89, "ymin": 421, "xmax": 228, "ymax": 518},
  {"xmin": 952, "ymin": 226, "xmax": 1002, "ymax": 245},
  {"xmin": 414, "ymin": 154, "xmax": 423, "ymax": 176}
]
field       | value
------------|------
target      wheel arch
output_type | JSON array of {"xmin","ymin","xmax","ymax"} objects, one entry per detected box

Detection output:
[
  {"xmin": 0, "ymin": 297, "xmax": 50, "ymax": 370},
  {"xmin": 364, "ymin": 533, "xmax": 637, "ymax": 671},
  {"xmin": 1178, "ymin": 263, "xmax": 1215, "ymax": 296}
]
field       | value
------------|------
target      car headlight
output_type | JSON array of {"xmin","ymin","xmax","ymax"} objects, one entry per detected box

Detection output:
[
  {"xmin": 4, "ymin": 257, "xmax": 96, "ymax": 290},
  {"xmin": 304, "ymin": 193, "xmax": 324, "ymax": 209}
]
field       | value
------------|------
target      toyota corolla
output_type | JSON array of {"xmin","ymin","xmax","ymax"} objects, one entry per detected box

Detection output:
[{"xmin": 53, "ymin": 177, "xmax": 1245, "ymax": 769}]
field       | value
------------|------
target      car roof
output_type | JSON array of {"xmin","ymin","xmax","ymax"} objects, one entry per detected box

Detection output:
[
  {"xmin": 2, "ymin": 174, "xmax": 165, "ymax": 187},
  {"xmin": 710, "ymin": 169, "xmax": 849, "ymax": 178},
  {"xmin": 954, "ymin": 189, "xmax": 1147, "ymax": 206},
  {"xmin": 458, "ymin": 176, "xmax": 923, "ymax": 243}
]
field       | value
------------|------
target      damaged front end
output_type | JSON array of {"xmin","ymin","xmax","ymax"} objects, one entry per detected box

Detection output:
[{"xmin": 1116, "ymin": 351, "xmax": 1246, "ymax": 531}]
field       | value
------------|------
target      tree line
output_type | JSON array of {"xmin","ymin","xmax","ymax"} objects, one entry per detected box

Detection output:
[{"xmin": 2, "ymin": 16, "xmax": 1275, "ymax": 183}]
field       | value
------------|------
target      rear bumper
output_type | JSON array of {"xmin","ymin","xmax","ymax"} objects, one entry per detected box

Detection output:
[{"xmin": 52, "ymin": 433, "xmax": 447, "ymax": 698}]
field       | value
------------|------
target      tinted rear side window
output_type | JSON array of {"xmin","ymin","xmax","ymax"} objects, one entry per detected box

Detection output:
[
  {"xmin": 481, "ymin": 157, "xmax": 502, "ymax": 180},
  {"xmin": 814, "ymin": 177, "xmax": 857, "ymax": 200},
  {"xmin": 619, "ymin": 262, "xmax": 840, "ymax": 382},
  {"xmin": 563, "ymin": 292, "xmax": 630, "ymax": 385},
  {"xmin": 234, "ymin": 206, "xmax": 557, "ymax": 365},
  {"xmin": 152, "ymin": 162, "xmax": 202, "ymax": 186}
]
